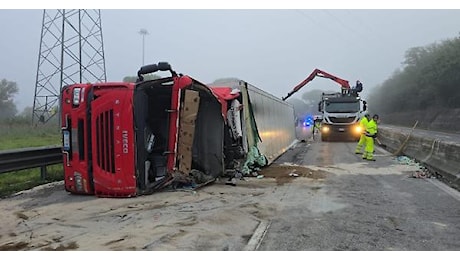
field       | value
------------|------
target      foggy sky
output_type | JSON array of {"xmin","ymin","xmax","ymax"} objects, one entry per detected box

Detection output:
[{"xmin": 1, "ymin": 7, "xmax": 460, "ymax": 111}]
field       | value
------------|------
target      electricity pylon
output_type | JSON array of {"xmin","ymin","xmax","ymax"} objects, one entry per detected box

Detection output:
[{"xmin": 32, "ymin": 9, "xmax": 106, "ymax": 124}]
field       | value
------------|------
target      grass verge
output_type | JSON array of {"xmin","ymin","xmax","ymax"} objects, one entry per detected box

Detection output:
[
  {"xmin": 1, "ymin": 121, "xmax": 62, "ymax": 198},
  {"xmin": 0, "ymin": 165, "xmax": 64, "ymax": 198}
]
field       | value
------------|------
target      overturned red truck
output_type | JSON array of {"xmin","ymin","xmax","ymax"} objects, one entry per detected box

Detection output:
[{"xmin": 60, "ymin": 62, "xmax": 296, "ymax": 197}]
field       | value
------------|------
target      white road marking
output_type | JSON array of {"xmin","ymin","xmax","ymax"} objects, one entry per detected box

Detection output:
[
  {"xmin": 427, "ymin": 179, "xmax": 460, "ymax": 202},
  {"xmin": 244, "ymin": 220, "xmax": 271, "ymax": 251}
]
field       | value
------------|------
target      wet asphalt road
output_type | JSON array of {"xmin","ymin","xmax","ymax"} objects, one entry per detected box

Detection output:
[{"xmin": 256, "ymin": 127, "xmax": 460, "ymax": 251}]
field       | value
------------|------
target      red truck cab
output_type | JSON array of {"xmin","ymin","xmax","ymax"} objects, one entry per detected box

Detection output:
[{"xmin": 61, "ymin": 62, "xmax": 228, "ymax": 197}]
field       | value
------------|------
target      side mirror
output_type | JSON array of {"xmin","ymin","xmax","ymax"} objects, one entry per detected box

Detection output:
[
  {"xmin": 137, "ymin": 64, "xmax": 158, "ymax": 82},
  {"xmin": 157, "ymin": 62, "xmax": 171, "ymax": 71}
]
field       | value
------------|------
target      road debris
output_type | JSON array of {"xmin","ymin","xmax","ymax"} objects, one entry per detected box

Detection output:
[
  {"xmin": 411, "ymin": 168, "xmax": 434, "ymax": 179},
  {"xmin": 258, "ymin": 163, "xmax": 328, "ymax": 185},
  {"xmin": 395, "ymin": 156, "xmax": 434, "ymax": 179},
  {"xmin": 395, "ymin": 156, "xmax": 418, "ymax": 166},
  {"xmin": 288, "ymin": 172, "xmax": 299, "ymax": 177}
]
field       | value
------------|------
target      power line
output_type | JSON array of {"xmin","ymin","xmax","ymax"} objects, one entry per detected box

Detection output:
[
  {"xmin": 343, "ymin": 9, "xmax": 376, "ymax": 33},
  {"xmin": 294, "ymin": 9, "xmax": 363, "ymax": 48},
  {"xmin": 322, "ymin": 10, "xmax": 365, "ymax": 38},
  {"xmin": 323, "ymin": 10, "xmax": 388, "ymax": 51}
]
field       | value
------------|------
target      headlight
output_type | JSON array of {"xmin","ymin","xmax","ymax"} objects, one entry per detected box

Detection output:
[
  {"xmin": 321, "ymin": 126, "xmax": 330, "ymax": 133},
  {"xmin": 355, "ymin": 126, "xmax": 363, "ymax": 134},
  {"xmin": 73, "ymin": 87, "xmax": 81, "ymax": 106}
]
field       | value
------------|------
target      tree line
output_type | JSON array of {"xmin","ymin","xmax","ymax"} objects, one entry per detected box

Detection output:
[
  {"xmin": 0, "ymin": 79, "xmax": 19, "ymax": 121},
  {"xmin": 367, "ymin": 33, "xmax": 460, "ymax": 114}
]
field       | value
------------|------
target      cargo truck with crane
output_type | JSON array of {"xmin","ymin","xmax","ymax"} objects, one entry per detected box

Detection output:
[
  {"xmin": 60, "ymin": 62, "xmax": 296, "ymax": 197},
  {"xmin": 282, "ymin": 69, "xmax": 367, "ymax": 141}
]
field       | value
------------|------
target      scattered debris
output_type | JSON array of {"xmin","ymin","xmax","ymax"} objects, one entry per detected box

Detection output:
[
  {"xmin": 288, "ymin": 172, "xmax": 299, "ymax": 177},
  {"xmin": 15, "ymin": 212, "xmax": 29, "ymax": 220},
  {"xmin": 258, "ymin": 164, "xmax": 328, "ymax": 186},
  {"xmin": 395, "ymin": 156, "xmax": 418, "ymax": 166},
  {"xmin": 395, "ymin": 156, "xmax": 435, "ymax": 179},
  {"xmin": 411, "ymin": 168, "xmax": 434, "ymax": 179},
  {"xmin": 225, "ymin": 174, "xmax": 237, "ymax": 186}
]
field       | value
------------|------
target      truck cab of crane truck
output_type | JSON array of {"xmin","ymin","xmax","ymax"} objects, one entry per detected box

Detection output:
[
  {"xmin": 61, "ymin": 62, "xmax": 228, "ymax": 197},
  {"xmin": 317, "ymin": 90, "xmax": 367, "ymax": 142}
]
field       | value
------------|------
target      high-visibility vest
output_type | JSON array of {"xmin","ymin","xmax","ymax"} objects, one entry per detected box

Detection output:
[
  {"xmin": 366, "ymin": 119, "xmax": 378, "ymax": 136},
  {"xmin": 359, "ymin": 116, "xmax": 369, "ymax": 128},
  {"xmin": 359, "ymin": 116, "xmax": 369, "ymax": 134}
]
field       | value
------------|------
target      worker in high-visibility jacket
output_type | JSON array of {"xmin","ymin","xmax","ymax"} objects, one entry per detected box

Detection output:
[
  {"xmin": 363, "ymin": 114, "xmax": 379, "ymax": 161},
  {"xmin": 354, "ymin": 113, "xmax": 370, "ymax": 154}
]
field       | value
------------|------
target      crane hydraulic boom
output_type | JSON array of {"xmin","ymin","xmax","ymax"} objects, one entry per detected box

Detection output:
[{"xmin": 282, "ymin": 69, "xmax": 351, "ymax": 101}]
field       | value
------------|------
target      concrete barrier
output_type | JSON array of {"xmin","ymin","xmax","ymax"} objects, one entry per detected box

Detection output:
[{"xmin": 379, "ymin": 126, "xmax": 460, "ymax": 191}]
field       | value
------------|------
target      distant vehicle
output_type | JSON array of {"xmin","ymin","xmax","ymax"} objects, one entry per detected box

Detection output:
[
  {"xmin": 318, "ymin": 91, "xmax": 367, "ymax": 141},
  {"xmin": 282, "ymin": 68, "xmax": 367, "ymax": 141},
  {"xmin": 302, "ymin": 115, "xmax": 314, "ymax": 127}
]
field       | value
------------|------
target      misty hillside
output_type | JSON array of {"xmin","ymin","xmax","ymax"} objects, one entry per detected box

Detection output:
[
  {"xmin": 285, "ymin": 34, "xmax": 460, "ymax": 134},
  {"xmin": 366, "ymin": 34, "xmax": 460, "ymax": 133}
]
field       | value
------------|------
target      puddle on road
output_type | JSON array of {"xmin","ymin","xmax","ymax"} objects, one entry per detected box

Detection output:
[
  {"xmin": 316, "ymin": 162, "xmax": 421, "ymax": 176},
  {"xmin": 258, "ymin": 164, "xmax": 329, "ymax": 186}
]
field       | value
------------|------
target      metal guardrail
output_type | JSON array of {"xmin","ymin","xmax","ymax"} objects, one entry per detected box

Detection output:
[{"xmin": 0, "ymin": 146, "xmax": 62, "ymax": 179}]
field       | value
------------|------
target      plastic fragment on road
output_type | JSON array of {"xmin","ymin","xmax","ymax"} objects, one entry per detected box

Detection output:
[
  {"xmin": 288, "ymin": 172, "xmax": 299, "ymax": 177},
  {"xmin": 395, "ymin": 156, "xmax": 419, "ymax": 166}
]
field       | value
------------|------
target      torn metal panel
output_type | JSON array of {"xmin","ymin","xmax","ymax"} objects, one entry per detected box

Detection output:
[{"xmin": 209, "ymin": 79, "xmax": 297, "ymax": 165}]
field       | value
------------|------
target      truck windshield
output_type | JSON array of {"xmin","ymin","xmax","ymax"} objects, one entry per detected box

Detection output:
[{"xmin": 325, "ymin": 101, "xmax": 360, "ymax": 113}]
